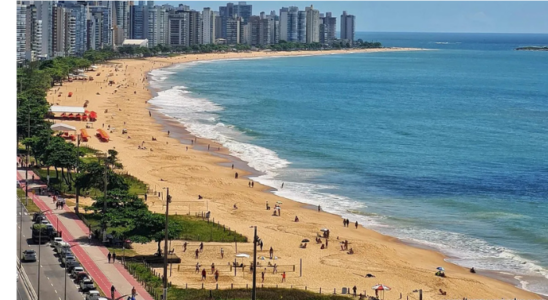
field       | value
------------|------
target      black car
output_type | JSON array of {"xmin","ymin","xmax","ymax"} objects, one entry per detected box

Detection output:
[{"xmin": 67, "ymin": 261, "xmax": 81, "ymax": 272}]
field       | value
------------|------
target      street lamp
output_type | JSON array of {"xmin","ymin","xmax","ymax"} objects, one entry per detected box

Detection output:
[
  {"xmin": 163, "ymin": 187, "xmax": 171, "ymax": 300},
  {"xmin": 250, "ymin": 226, "xmax": 258, "ymax": 300}
]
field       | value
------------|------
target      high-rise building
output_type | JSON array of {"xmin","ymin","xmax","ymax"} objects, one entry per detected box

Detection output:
[
  {"xmin": 320, "ymin": 12, "xmax": 336, "ymax": 44},
  {"xmin": 219, "ymin": 2, "xmax": 251, "ymax": 39},
  {"xmin": 188, "ymin": 10, "xmax": 202, "ymax": 46},
  {"xmin": 287, "ymin": 6, "xmax": 298, "ymax": 42},
  {"xmin": 240, "ymin": 23, "xmax": 251, "ymax": 45},
  {"xmin": 340, "ymin": 11, "xmax": 355, "ymax": 45},
  {"xmin": 88, "ymin": 5, "xmax": 112, "ymax": 50},
  {"xmin": 305, "ymin": 5, "xmax": 319, "ymax": 43},
  {"xmin": 147, "ymin": 6, "xmax": 169, "ymax": 47},
  {"xmin": 35, "ymin": 1, "xmax": 53, "ymax": 58},
  {"xmin": 59, "ymin": 1, "xmax": 88, "ymax": 55},
  {"xmin": 130, "ymin": 2, "xmax": 148, "ymax": 39},
  {"xmin": 249, "ymin": 15, "xmax": 270, "ymax": 46},
  {"xmin": 297, "ymin": 10, "xmax": 306, "ymax": 43},
  {"xmin": 214, "ymin": 14, "xmax": 222, "ymax": 41},
  {"xmin": 113, "ymin": 1, "xmax": 130, "ymax": 44},
  {"xmin": 202, "ymin": 8, "xmax": 217, "ymax": 44},
  {"xmin": 268, "ymin": 11, "xmax": 278, "ymax": 44},
  {"xmin": 16, "ymin": 4, "xmax": 27, "ymax": 64},
  {"xmin": 278, "ymin": 7, "xmax": 288, "ymax": 42},
  {"xmin": 236, "ymin": 2, "xmax": 252, "ymax": 24},
  {"xmin": 52, "ymin": 5, "xmax": 67, "ymax": 57},
  {"xmin": 225, "ymin": 16, "xmax": 241, "ymax": 45},
  {"xmin": 168, "ymin": 11, "xmax": 189, "ymax": 47}
]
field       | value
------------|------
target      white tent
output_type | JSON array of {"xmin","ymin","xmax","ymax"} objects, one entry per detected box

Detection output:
[
  {"xmin": 49, "ymin": 106, "xmax": 85, "ymax": 114},
  {"xmin": 51, "ymin": 123, "xmax": 76, "ymax": 132}
]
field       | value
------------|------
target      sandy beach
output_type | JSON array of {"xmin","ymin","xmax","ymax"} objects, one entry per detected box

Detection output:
[{"xmin": 49, "ymin": 48, "xmax": 543, "ymax": 299}]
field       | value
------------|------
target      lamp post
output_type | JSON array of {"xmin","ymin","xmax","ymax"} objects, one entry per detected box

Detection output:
[
  {"xmin": 25, "ymin": 99, "xmax": 30, "ymax": 206},
  {"xmin": 163, "ymin": 187, "xmax": 171, "ymax": 300},
  {"xmin": 99, "ymin": 152, "xmax": 109, "ymax": 243},
  {"xmin": 250, "ymin": 226, "xmax": 258, "ymax": 300},
  {"xmin": 19, "ymin": 197, "xmax": 23, "ymax": 268},
  {"xmin": 75, "ymin": 134, "xmax": 80, "ymax": 212}
]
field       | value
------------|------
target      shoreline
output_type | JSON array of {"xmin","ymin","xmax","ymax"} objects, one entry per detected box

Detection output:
[{"xmin": 48, "ymin": 48, "xmax": 544, "ymax": 299}]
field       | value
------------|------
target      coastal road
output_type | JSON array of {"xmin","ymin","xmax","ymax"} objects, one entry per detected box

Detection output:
[{"xmin": 16, "ymin": 200, "xmax": 84, "ymax": 300}]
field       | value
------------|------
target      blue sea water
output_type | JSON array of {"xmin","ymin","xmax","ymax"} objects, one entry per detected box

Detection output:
[{"xmin": 148, "ymin": 32, "xmax": 548, "ymax": 295}]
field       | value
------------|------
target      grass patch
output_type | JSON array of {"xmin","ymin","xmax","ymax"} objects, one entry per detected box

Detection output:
[
  {"xmin": 171, "ymin": 215, "xmax": 247, "ymax": 243},
  {"xmin": 82, "ymin": 213, "xmax": 246, "ymax": 243},
  {"xmin": 33, "ymin": 168, "xmax": 76, "ymax": 194},
  {"xmin": 78, "ymin": 146, "xmax": 99, "ymax": 155},
  {"xmin": 17, "ymin": 188, "xmax": 41, "ymax": 213},
  {"xmin": 123, "ymin": 174, "xmax": 147, "ymax": 195},
  {"xmin": 126, "ymin": 261, "xmax": 348, "ymax": 300}
]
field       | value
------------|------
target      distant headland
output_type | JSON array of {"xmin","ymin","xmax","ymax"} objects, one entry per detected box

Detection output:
[{"xmin": 516, "ymin": 46, "xmax": 548, "ymax": 51}]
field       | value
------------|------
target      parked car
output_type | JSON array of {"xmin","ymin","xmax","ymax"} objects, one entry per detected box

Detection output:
[
  {"xmin": 52, "ymin": 237, "xmax": 64, "ymax": 248},
  {"xmin": 67, "ymin": 261, "xmax": 81, "ymax": 272},
  {"xmin": 79, "ymin": 278, "xmax": 96, "ymax": 292},
  {"xmin": 71, "ymin": 267, "xmax": 84, "ymax": 278},
  {"xmin": 74, "ymin": 272, "xmax": 89, "ymax": 284},
  {"xmin": 62, "ymin": 254, "xmax": 76, "ymax": 266},
  {"xmin": 55, "ymin": 241, "xmax": 71, "ymax": 253},
  {"xmin": 59, "ymin": 248, "xmax": 73, "ymax": 258},
  {"xmin": 85, "ymin": 290, "xmax": 106, "ymax": 300},
  {"xmin": 23, "ymin": 250, "xmax": 37, "ymax": 262}
]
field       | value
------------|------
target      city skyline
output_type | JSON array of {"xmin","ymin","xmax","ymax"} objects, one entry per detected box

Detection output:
[{"xmin": 158, "ymin": 1, "xmax": 548, "ymax": 34}]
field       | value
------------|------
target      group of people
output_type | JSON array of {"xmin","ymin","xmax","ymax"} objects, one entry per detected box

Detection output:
[
  {"xmin": 343, "ymin": 219, "xmax": 358, "ymax": 229},
  {"xmin": 52, "ymin": 195, "xmax": 66, "ymax": 210}
]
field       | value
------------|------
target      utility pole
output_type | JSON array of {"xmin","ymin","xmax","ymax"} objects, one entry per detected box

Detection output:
[
  {"xmin": 19, "ymin": 198, "xmax": 23, "ymax": 268},
  {"xmin": 251, "ymin": 226, "xmax": 257, "ymax": 300},
  {"xmin": 102, "ymin": 153, "xmax": 108, "ymax": 243},
  {"xmin": 25, "ymin": 100, "xmax": 30, "ymax": 206},
  {"xmin": 38, "ymin": 224, "xmax": 42, "ymax": 300},
  {"xmin": 75, "ymin": 135, "xmax": 80, "ymax": 212},
  {"xmin": 163, "ymin": 187, "xmax": 170, "ymax": 300}
]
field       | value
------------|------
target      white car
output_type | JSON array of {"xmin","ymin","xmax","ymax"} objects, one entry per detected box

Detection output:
[
  {"xmin": 23, "ymin": 249, "xmax": 37, "ymax": 262},
  {"xmin": 85, "ymin": 290, "xmax": 108, "ymax": 300},
  {"xmin": 53, "ymin": 237, "xmax": 64, "ymax": 248}
]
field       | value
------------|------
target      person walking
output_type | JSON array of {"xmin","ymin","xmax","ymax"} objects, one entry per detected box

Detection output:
[
  {"xmin": 269, "ymin": 247, "xmax": 274, "ymax": 259},
  {"xmin": 111, "ymin": 285, "xmax": 116, "ymax": 298},
  {"xmin": 131, "ymin": 287, "xmax": 136, "ymax": 297},
  {"xmin": 211, "ymin": 263, "xmax": 215, "ymax": 274},
  {"xmin": 112, "ymin": 252, "xmax": 116, "ymax": 263},
  {"xmin": 260, "ymin": 241, "xmax": 264, "ymax": 251},
  {"xmin": 201, "ymin": 268, "xmax": 207, "ymax": 281},
  {"xmin": 318, "ymin": 205, "xmax": 321, "ymax": 212},
  {"xmin": 220, "ymin": 248, "xmax": 224, "ymax": 259},
  {"xmin": 355, "ymin": 221, "xmax": 358, "ymax": 229},
  {"xmin": 214, "ymin": 270, "xmax": 219, "ymax": 282},
  {"xmin": 195, "ymin": 248, "xmax": 199, "ymax": 259},
  {"xmin": 200, "ymin": 242, "xmax": 204, "ymax": 253},
  {"xmin": 281, "ymin": 272, "xmax": 286, "ymax": 283},
  {"xmin": 183, "ymin": 242, "xmax": 187, "ymax": 252},
  {"xmin": 353, "ymin": 286, "xmax": 357, "ymax": 296},
  {"xmin": 107, "ymin": 252, "xmax": 112, "ymax": 263},
  {"xmin": 261, "ymin": 270, "xmax": 265, "ymax": 283},
  {"xmin": 195, "ymin": 262, "xmax": 200, "ymax": 273}
]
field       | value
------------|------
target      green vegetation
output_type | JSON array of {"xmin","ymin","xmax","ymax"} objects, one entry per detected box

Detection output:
[
  {"xmin": 125, "ymin": 261, "xmax": 348, "ymax": 300},
  {"xmin": 17, "ymin": 188, "xmax": 40, "ymax": 213},
  {"xmin": 171, "ymin": 215, "xmax": 247, "ymax": 243},
  {"xmin": 113, "ymin": 40, "xmax": 382, "ymax": 57}
]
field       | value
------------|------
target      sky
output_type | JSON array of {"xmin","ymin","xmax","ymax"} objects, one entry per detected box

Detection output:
[{"xmin": 156, "ymin": 1, "xmax": 548, "ymax": 34}]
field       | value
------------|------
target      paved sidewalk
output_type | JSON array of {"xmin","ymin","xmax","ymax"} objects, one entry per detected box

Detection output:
[{"xmin": 17, "ymin": 169, "xmax": 154, "ymax": 300}]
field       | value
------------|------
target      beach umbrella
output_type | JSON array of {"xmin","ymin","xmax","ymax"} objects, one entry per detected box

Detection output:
[
  {"xmin": 372, "ymin": 284, "xmax": 391, "ymax": 299},
  {"xmin": 320, "ymin": 228, "xmax": 329, "ymax": 232},
  {"xmin": 235, "ymin": 253, "xmax": 250, "ymax": 258},
  {"xmin": 301, "ymin": 239, "xmax": 310, "ymax": 243},
  {"xmin": 437, "ymin": 267, "xmax": 445, "ymax": 271}
]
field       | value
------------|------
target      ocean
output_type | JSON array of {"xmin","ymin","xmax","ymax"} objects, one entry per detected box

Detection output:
[{"xmin": 148, "ymin": 32, "xmax": 548, "ymax": 296}]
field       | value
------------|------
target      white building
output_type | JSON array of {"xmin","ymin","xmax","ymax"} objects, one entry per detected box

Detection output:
[
  {"xmin": 147, "ymin": 6, "xmax": 169, "ymax": 47},
  {"xmin": 122, "ymin": 39, "xmax": 149, "ymax": 48},
  {"xmin": 17, "ymin": 4, "xmax": 27, "ymax": 64},
  {"xmin": 305, "ymin": 5, "xmax": 320, "ymax": 43},
  {"xmin": 202, "ymin": 7, "xmax": 213, "ymax": 44}
]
